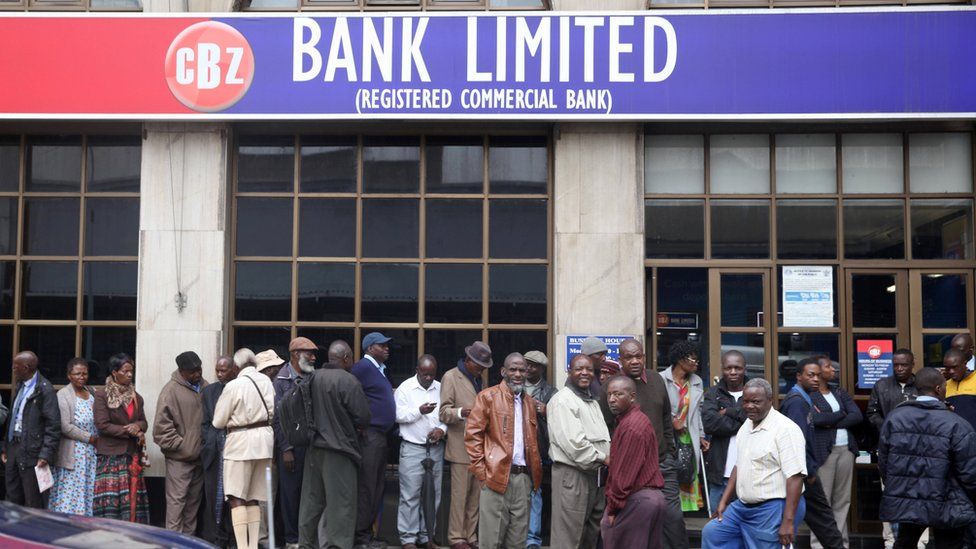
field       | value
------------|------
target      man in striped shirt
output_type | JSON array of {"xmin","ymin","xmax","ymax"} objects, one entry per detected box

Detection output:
[{"xmin": 702, "ymin": 378, "xmax": 807, "ymax": 549}]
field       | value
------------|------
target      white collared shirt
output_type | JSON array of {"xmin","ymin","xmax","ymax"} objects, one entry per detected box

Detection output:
[
  {"xmin": 513, "ymin": 392, "xmax": 526, "ymax": 466},
  {"xmin": 394, "ymin": 375, "xmax": 447, "ymax": 445},
  {"xmin": 365, "ymin": 354, "xmax": 387, "ymax": 376},
  {"xmin": 734, "ymin": 408, "xmax": 807, "ymax": 504}
]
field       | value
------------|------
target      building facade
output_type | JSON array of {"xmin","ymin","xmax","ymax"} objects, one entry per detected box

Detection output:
[{"xmin": 0, "ymin": 0, "xmax": 974, "ymax": 538}]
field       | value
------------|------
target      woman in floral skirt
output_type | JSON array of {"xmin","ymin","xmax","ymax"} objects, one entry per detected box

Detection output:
[
  {"xmin": 92, "ymin": 353, "xmax": 149, "ymax": 523},
  {"xmin": 49, "ymin": 358, "xmax": 98, "ymax": 516}
]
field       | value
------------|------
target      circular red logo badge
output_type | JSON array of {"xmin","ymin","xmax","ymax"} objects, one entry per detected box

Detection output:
[
  {"xmin": 165, "ymin": 21, "xmax": 255, "ymax": 113},
  {"xmin": 868, "ymin": 345, "xmax": 882, "ymax": 359}
]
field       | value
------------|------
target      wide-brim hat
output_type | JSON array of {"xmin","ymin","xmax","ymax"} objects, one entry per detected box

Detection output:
[
  {"xmin": 464, "ymin": 341, "xmax": 493, "ymax": 369},
  {"xmin": 255, "ymin": 349, "xmax": 285, "ymax": 371}
]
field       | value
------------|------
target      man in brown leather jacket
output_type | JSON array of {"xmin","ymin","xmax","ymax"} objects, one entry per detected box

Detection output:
[{"xmin": 465, "ymin": 352, "xmax": 543, "ymax": 549}]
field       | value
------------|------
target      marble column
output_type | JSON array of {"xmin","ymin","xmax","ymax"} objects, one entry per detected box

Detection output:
[
  {"xmin": 136, "ymin": 123, "xmax": 231, "ymax": 474},
  {"xmin": 552, "ymin": 123, "xmax": 645, "ymax": 387}
]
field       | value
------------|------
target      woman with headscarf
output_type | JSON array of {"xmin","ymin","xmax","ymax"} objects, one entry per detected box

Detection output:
[
  {"xmin": 49, "ymin": 357, "xmax": 98, "ymax": 516},
  {"xmin": 92, "ymin": 353, "xmax": 149, "ymax": 523}
]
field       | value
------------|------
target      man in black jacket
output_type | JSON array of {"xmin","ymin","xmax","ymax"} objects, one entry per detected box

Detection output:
[
  {"xmin": 780, "ymin": 358, "xmax": 845, "ymax": 549},
  {"xmin": 702, "ymin": 350, "xmax": 747, "ymax": 515},
  {"xmin": 866, "ymin": 349, "xmax": 918, "ymax": 433},
  {"xmin": 299, "ymin": 362, "xmax": 372, "ymax": 549},
  {"xmin": 200, "ymin": 355, "xmax": 237, "ymax": 546},
  {"xmin": 2, "ymin": 351, "xmax": 60, "ymax": 508},
  {"xmin": 879, "ymin": 367, "xmax": 976, "ymax": 549}
]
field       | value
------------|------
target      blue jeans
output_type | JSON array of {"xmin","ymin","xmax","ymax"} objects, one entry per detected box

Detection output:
[
  {"xmin": 702, "ymin": 497, "xmax": 807, "ymax": 549},
  {"xmin": 526, "ymin": 488, "xmax": 543, "ymax": 546},
  {"xmin": 708, "ymin": 480, "xmax": 729, "ymax": 517}
]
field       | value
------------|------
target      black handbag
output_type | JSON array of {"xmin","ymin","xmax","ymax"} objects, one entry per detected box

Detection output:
[{"xmin": 674, "ymin": 432, "xmax": 696, "ymax": 485}]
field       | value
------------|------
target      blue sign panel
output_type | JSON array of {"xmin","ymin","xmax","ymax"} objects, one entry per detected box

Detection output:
[{"xmin": 566, "ymin": 335, "xmax": 634, "ymax": 371}]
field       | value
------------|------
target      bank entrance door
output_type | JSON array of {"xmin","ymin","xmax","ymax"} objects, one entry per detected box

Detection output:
[
  {"xmin": 845, "ymin": 268, "xmax": 974, "ymax": 533},
  {"xmin": 707, "ymin": 269, "xmax": 771, "ymax": 386}
]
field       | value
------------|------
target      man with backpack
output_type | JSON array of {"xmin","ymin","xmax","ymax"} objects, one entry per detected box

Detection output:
[{"xmin": 297, "ymin": 359, "xmax": 372, "ymax": 549}]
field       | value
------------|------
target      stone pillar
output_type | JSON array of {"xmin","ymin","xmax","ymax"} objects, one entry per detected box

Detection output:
[
  {"xmin": 552, "ymin": 124, "xmax": 644, "ymax": 387},
  {"xmin": 136, "ymin": 123, "xmax": 231, "ymax": 473}
]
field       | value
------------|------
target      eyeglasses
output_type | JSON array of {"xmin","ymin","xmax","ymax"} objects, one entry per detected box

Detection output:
[{"xmin": 685, "ymin": 356, "xmax": 699, "ymax": 365}]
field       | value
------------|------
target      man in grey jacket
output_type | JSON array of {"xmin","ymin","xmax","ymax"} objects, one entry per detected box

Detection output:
[
  {"xmin": 299, "ymin": 362, "xmax": 372, "ymax": 549},
  {"xmin": 547, "ymin": 354, "xmax": 610, "ymax": 549}
]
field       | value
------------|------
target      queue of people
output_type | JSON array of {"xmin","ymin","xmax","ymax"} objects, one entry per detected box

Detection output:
[{"xmin": 5, "ymin": 334, "xmax": 976, "ymax": 549}]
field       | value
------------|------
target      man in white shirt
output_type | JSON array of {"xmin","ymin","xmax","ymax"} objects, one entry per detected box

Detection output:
[
  {"xmin": 395, "ymin": 355, "xmax": 447, "ymax": 549},
  {"xmin": 702, "ymin": 378, "xmax": 807, "ymax": 549}
]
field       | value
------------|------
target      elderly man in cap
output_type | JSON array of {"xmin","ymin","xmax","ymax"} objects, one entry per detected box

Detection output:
[
  {"xmin": 274, "ymin": 336, "xmax": 318, "ymax": 548},
  {"xmin": 153, "ymin": 351, "xmax": 208, "ymax": 535},
  {"xmin": 581, "ymin": 336, "xmax": 619, "ymax": 393},
  {"xmin": 255, "ymin": 350, "xmax": 285, "ymax": 549},
  {"xmin": 440, "ymin": 340, "xmax": 493, "ymax": 549},
  {"xmin": 523, "ymin": 350, "xmax": 556, "ymax": 549},
  {"xmin": 351, "ymin": 332, "xmax": 398, "ymax": 549},
  {"xmin": 200, "ymin": 355, "xmax": 236, "ymax": 546},
  {"xmin": 214, "ymin": 348, "xmax": 277, "ymax": 549}
]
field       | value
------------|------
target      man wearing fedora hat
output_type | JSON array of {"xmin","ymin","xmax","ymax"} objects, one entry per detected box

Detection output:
[
  {"xmin": 153, "ymin": 350, "xmax": 208, "ymax": 535},
  {"xmin": 351, "ymin": 332, "xmax": 398, "ymax": 549},
  {"xmin": 440, "ymin": 340, "xmax": 493, "ymax": 549},
  {"xmin": 273, "ymin": 336, "xmax": 318, "ymax": 548}
]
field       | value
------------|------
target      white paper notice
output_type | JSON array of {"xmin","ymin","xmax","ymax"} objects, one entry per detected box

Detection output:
[
  {"xmin": 782, "ymin": 266, "xmax": 834, "ymax": 327},
  {"xmin": 35, "ymin": 462, "xmax": 53, "ymax": 493}
]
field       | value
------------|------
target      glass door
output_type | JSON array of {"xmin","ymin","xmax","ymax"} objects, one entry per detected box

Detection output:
[
  {"xmin": 708, "ymin": 269, "xmax": 771, "ymax": 388},
  {"xmin": 910, "ymin": 269, "xmax": 974, "ymax": 370}
]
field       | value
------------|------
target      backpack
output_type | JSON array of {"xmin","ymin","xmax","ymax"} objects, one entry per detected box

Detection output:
[{"xmin": 276, "ymin": 373, "xmax": 316, "ymax": 448}]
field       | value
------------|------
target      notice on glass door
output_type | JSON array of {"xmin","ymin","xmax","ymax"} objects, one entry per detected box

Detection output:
[
  {"xmin": 857, "ymin": 339, "xmax": 894, "ymax": 389},
  {"xmin": 782, "ymin": 266, "xmax": 834, "ymax": 327}
]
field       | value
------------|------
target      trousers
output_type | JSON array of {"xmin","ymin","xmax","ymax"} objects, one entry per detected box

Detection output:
[
  {"xmin": 448, "ymin": 461, "xmax": 480, "ymax": 544},
  {"xmin": 550, "ymin": 463, "xmax": 604, "ymax": 549},
  {"xmin": 298, "ymin": 447, "xmax": 357, "ymax": 549},
  {"xmin": 164, "ymin": 459, "xmax": 204, "ymax": 535},
  {"xmin": 397, "ymin": 441, "xmax": 444, "ymax": 545},
  {"xmin": 600, "ymin": 488, "xmax": 666, "ymax": 549},
  {"xmin": 895, "ymin": 523, "xmax": 964, "ymax": 549},
  {"xmin": 4, "ymin": 441, "xmax": 44, "ymax": 509},
  {"xmin": 660, "ymin": 456, "xmax": 690, "ymax": 549},
  {"xmin": 803, "ymin": 475, "xmax": 846, "ymax": 549},
  {"xmin": 278, "ymin": 445, "xmax": 306, "ymax": 544},
  {"xmin": 479, "ymin": 472, "xmax": 532, "ymax": 549},
  {"xmin": 811, "ymin": 446, "xmax": 853, "ymax": 549},
  {"xmin": 702, "ymin": 497, "xmax": 807, "ymax": 549},
  {"xmin": 355, "ymin": 429, "xmax": 388, "ymax": 544}
]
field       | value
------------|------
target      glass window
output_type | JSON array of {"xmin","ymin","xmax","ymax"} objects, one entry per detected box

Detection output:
[
  {"xmin": 911, "ymin": 199, "xmax": 973, "ymax": 260},
  {"xmin": 777, "ymin": 333, "xmax": 839, "ymax": 394},
  {"xmin": 851, "ymin": 274, "xmax": 897, "ymax": 328},
  {"xmin": 843, "ymin": 199, "xmax": 905, "ymax": 259},
  {"xmin": 298, "ymin": 199, "xmax": 356, "ymax": 257},
  {"xmin": 87, "ymin": 136, "xmax": 141, "ymax": 193},
  {"xmin": 236, "ymin": 197, "xmax": 293, "ymax": 257},
  {"xmin": 711, "ymin": 199, "xmax": 770, "ymax": 259},
  {"xmin": 909, "ymin": 133, "xmax": 972, "ymax": 193},
  {"xmin": 709, "ymin": 135, "xmax": 770, "ymax": 194},
  {"xmin": 776, "ymin": 199, "xmax": 837, "ymax": 259},
  {"xmin": 83, "ymin": 262, "xmax": 137, "ymax": 321},
  {"xmin": 0, "ymin": 197, "xmax": 18, "ymax": 255},
  {"xmin": 489, "ymin": 137, "xmax": 547, "ymax": 194},
  {"xmin": 297, "ymin": 263, "xmax": 355, "ymax": 322},
  {"xmin": 237, "ymin": 136, "xmax": 295, "ymax": 193},
  {"xmin": 0, "ymin": 326, "xmax": 10, "ymax": 385},
  {"xmin": 362, "ymin": 199, "xmax": 419, "ymax": 258},
  {"xmin": 654, "ymin": 268, "xmax": 708, "ymax": 372},
  {"xmin": 234, "ymin": 262, "xmax": 291, "ymax": 321},
  {"xmin": 842, "ymin": 134, "xmax": 903, "ymax": 194},
  {"xmin": 296, "ymin": 327, "xmax": 356, "ymax": 362},
  {"xmin": 921, "ymin": 274, "xmax": 967, "ymax": 329},
  {"xmin": 20, "ymin": 326, "xmax": 75, "ymax": 385},
  {"xmin": 85, "ymin": 198, "xmax": 139, "ymax": 256},
  {"xmin": 487, "ymin": 329, "xmax": 547, "ymax": 385},
  {"xmin": 425, "ymin": 329, "xmax": 484, "ymax": 373},
  {"xmin": 234, "ymin": 326, "xmax": 291, "ymax": 362},
  {"xmin": 375, "ymin": 328, "xmax": 420, "ymax": 388},
  {"xmin": 489, "ymin": 199, "xmax": 546, "ymax": 259},
  {"xmin": 721, "ymin": 333, "xmax": 766, "ymax": 383},
  {"xmin": 21, "ymin": 261, "xmax": 78, "ymax": 320},
  {"xmin": 426, "ymin": 137, "xmax": 484, "ymax": 194},
  {"xmin": 26, "ymin": 136, "xmax": 82, "ymax": 193},
  {"xmin": 426, "ymin": 199, "xmax": 483, "ymax": 258},
  {"xmin": 0, "ymin": 137, "xmax": 18, "ymax": 193},
  {"xmin": 645, "ymin": 199, "xmax": 705, "ymax": 259},
  {"xmin": 0, "ymin": 261, "xmax": 13, "ymax": 318},
  {"xmin": 24, "ymin": 198, "xmax": 80, "ymax": 256},
  {"xmin": 721, "ymin": 274, "xmax": 764, "ymax": 327},
  {"xmin": 300, "ymin": 136, "xmax": 356, "ymax": 194},
  {"xmin": 363, "ymin": 137, "xmax": 420, "ymax": 193},
  {"xmin": 645, "ymin": 135, "xmax": 705, "ymax": 194},
  {"xmin": 361, "ymin": 263, "xmax": 419, "ymax": 323},
  {"xmin": 82, "ymin": 327, "xmax": 136, "ymax": 377},
  {"xmin": 775, "ymin": 134, "xmax": 836, "ymax": 194},
  {"xmin": 489, "ymin": 264, "xmax": 546, "ymax": 324},
  {"xmin": 426, "ymin": 264, "xmax": 482, "ymax": 324},
  {"xmin": 921, "ymin": 333, "xmax": 959, "ymax": 370}
]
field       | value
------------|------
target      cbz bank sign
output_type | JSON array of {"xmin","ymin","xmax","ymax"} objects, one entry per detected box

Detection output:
[{"xmin": 0, "ymin": 8, "xmax": 973, "ymax": 119}]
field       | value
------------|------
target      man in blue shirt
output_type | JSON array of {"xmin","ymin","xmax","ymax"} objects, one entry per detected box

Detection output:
[
  {"xmin": 2, "ymin": 351, "xmax": 59, "ymax": 508},
  {"xmin": 351, "ymin": 332, "xmax": 397, "ymax": 549}
]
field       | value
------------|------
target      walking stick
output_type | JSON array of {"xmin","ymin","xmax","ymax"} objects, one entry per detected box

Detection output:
[
  {"xmin": 697, "ymin": 444, "xmax": 712, "ymax": 518},
  {"xmin": 266, "ymin": 464, "xmax": 276, "ymax": 549}
]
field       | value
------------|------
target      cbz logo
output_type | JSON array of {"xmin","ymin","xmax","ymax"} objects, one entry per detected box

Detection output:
[{"xmin": 165, "ymin": 21, "xmax": 255, "ymax": 113}]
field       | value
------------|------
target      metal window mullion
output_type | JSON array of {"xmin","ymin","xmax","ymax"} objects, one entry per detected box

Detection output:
[
  {"xmin": 12, "ymin": 134, "xmax": 24, "ymax": 361},
  {"xmin": 354, "ymin": 135, "xmax": 364, "ymax": 357},
  {"xmin": 291, "ymin": 135, "xmax": 300, "ymax": 341},
  {"xmin": 418, "ymin": 135, "xmax": 427, "ymax": 356},
  {"xmin": 482, "ymin": 135, "xmax": 490, "ymax": 332}
]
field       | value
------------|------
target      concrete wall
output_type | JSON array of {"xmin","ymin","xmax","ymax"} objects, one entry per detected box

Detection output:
[
  {"xmin": 136, "ymin": 123, "xmax": 231, "ymax": 473},
  {"xmin": 552, "ymin": 124, "xmax": 644, "ymax": 386}
]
